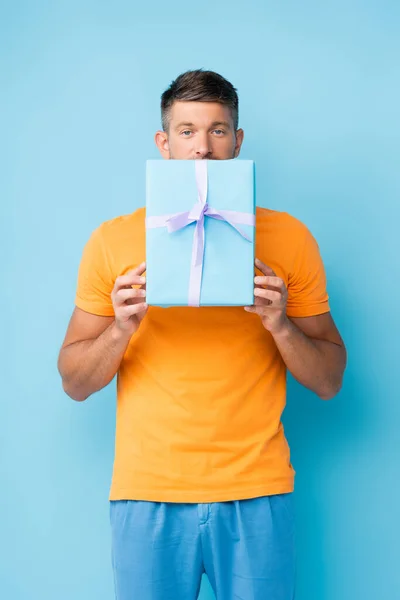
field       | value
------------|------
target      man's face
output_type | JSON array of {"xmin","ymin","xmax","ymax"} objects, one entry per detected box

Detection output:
[{"xmin": 155, "ymin": 101, "xmax": 244, "ymax": 160}]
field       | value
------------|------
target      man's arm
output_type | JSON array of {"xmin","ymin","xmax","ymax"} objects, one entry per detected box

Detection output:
[
  {"xmin": 57, "ymin": 309, "xmax": 132, "ymax": 402},
  {"xmin": 245, "ymin": 258, "xmax": 347, "ymax": 400},
  {"xmin": 272, "ymin": 312, "xmax": 346, "ymax": 400},
  {"xmin": 58, "ymin": 265, "xmax": 148, "ymax": 402}
]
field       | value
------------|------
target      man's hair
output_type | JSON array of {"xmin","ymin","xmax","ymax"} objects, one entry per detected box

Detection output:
[{"xmin": 161, "ymin": 69, "xmax": 239, "ymax": 132}]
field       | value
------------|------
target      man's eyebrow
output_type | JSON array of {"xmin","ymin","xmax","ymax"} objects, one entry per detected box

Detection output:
[
  {"xmin": 174, "ymin": 122, "xmax": 195, "ymax": 130},
  {"xmin": 174, "ymin": 120, "xmax": 232, "ymax": 131},
  {"xmin": 210, "ymin": 121, "xmax": 232, "ymax": 129}
]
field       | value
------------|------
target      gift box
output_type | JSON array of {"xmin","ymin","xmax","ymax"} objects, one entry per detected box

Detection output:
[{"xmin": 145, "ymin": 159, "xmax": 256, "ymax": 307}]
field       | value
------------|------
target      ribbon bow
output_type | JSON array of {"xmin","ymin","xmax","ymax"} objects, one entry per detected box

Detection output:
[{"xmin": 146, "ymin": 160, "xmax": 255, "ymax": 307}]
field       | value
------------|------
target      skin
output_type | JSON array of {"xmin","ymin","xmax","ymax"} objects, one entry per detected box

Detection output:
[{"xmin": 58, "ymin": 100, "xmax": 346, "ymax": 401}]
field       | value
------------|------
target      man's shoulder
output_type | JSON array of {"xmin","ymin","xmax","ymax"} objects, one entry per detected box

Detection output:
[
  {"xmin": 83, "ymin": 208, "xmax": 146, "ymax": 271},
  {"xmin": 99, "ymin": 207, "xmax": 145, "ymax": 234},
  {"xmin": 256, "ymin": 206, "xmax": 308, "ymax": 238},
  {"xmin": 92, "ymin": 207, "xmax": 146, "ymax": 245}
]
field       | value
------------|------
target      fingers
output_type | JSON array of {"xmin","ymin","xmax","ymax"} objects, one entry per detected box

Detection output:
[
  {"xmin": 255, "ymin": 258, "xmax": 276, "ymax": 276},
  {"xmin": 244, "ymin": 305, "xmax": 259, "ymax": 313},
  {"xmin": 254, "ymin": 275, "xmax": 284, "ymax": 292},
  {"xmin": 119, "ymin": 302, "xmax": 148, "ymax": 318},
  {"xmin": 253, "ymin": 292, "xmax": 272, "ymax": 306},
  {"xmin": 244, "ymin": 303, "xmax": 273, "ymax": 314},
  {"xmin": 112, "ymin": 263, "xmax": 147, "ymax": 309},
  {"xmin": 245, "ymin": 285, "xmax": 282, "ymax": 311},
  {"xmin": 113, "ymin": 287, "xmax": 146, "ymax": 307},
  {"xmin": 114, "ymin": 263, "xmax": 146, "ymax": 291},
  {"xmin": 254, "ymin": 287, "xmax": 282, "ymax": 303},
  {"xmin": 131, "ymin": 261, "xmax": 146, "ymax": 276},
  {"xmin": 244, "ymin": 287, "xmax": 273, "ymax": 312},
  {"xmin": 247, "ymin": 261, "xmax": 287, "ymax": 323}
]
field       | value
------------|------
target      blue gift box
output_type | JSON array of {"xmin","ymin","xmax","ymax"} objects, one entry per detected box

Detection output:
[{"xmin": 145, "ymin": 159, "xmax": 255, "ymax": 307}]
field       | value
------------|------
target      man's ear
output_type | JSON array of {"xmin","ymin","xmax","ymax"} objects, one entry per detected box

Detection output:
[
  {"xmin": 234, "ymin": 128, "xmax": 244, "ymax": 158},
  {"xmin": 154, "ymin": 130, "xmax": 171, "ymax": 159}
]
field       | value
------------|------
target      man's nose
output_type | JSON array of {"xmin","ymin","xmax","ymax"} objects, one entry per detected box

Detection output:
[{"xmin": 194, "ymin": 133, "xmax": 212, "ymax": 158}]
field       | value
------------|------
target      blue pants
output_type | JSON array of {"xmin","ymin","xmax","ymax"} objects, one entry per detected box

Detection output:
[{"xmin": 110, "ymin": 494, "xmax": 296, "ymax": 600}]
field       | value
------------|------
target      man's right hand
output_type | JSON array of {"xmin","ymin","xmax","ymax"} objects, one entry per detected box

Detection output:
[{"xmin": 111, "ymin": 262, "xmax": 148, "ymax": 336}]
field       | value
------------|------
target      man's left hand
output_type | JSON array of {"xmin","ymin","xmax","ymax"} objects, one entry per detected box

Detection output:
[{"xmin": 244, "ymin": 258, "xmax": 289, "ymax": 335}]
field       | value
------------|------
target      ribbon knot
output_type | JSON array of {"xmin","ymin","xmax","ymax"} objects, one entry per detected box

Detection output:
[
  {"xmin": 146, "ymin": 160, "xmax": 255, "ymax": 306},
  {"xmin": 189, "ymin": 201, "xmax": 208, "ymax": 221}
]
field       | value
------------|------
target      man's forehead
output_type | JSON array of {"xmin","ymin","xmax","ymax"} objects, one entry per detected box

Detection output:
[{"xmin": 169, "ymin": 101, "xmax": 233, "ymax": 127}]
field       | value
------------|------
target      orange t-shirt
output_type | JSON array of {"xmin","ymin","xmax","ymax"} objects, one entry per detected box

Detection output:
[{"xmin": 75, "ymin": 207, "xmax": 330, "ymax": 502}]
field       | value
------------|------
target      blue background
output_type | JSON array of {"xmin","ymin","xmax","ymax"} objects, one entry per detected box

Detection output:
[{"xmin": 2, "ymin": 1, "xmax": 399, "ymax": 599}]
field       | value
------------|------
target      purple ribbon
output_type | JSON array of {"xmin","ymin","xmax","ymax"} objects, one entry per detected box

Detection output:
[{"xmin": 146, "ymin": 160, "xmax": 255, "ymax": 307}]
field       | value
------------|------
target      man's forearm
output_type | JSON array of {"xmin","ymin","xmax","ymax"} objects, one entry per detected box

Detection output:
[
  {"xmin": 272, "ymin": 318, "xmax": 346, "ymax": 400},
  {"xmin": 58, "ymin": 322, "xmax": 132, "ymax": 402}
]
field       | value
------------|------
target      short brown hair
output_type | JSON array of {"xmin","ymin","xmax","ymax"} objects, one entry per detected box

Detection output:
[{"xmin": 161, "ymin": 69, "xmax": 239, "ymax": 132}]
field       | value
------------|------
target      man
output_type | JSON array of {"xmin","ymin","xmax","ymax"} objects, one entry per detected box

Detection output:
[{"xmin": 58, "ymin": 69, "xmax": 346, "ymax": 600}]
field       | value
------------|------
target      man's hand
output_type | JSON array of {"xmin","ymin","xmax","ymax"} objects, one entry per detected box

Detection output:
[
  {"xmin": 244, "ymin": 258, "xmax": 289, "ymax": 335},
  {"xmin": 111, "ymin": 262, "xmax": 148, "ymax": 336}
]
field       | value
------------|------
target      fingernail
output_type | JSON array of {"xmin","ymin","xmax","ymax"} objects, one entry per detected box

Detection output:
[
  {"xmin": 254, "ymin": 276, "xmax": 262, "ymax": 283},
  {"xmin": 139, "ymin": 277, "xmax": 146, "ymax": 284}
]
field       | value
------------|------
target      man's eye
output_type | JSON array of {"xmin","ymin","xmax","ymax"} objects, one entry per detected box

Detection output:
[
  {"xmin": 213, "ymin": 129, "xmax": 225, "ymax": 135},
  {"xmin": 181, "ymin": 130, "xmax": 192, "ymax": 136}
]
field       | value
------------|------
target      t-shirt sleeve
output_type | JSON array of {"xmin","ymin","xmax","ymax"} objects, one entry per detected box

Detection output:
[
  {"xmin": 74, "ymin": 224, "xmax": 115, "ymax": 317},
  {"xmin": 286, "ymin": 224, "xmax": 330, "ymax": 318}
]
